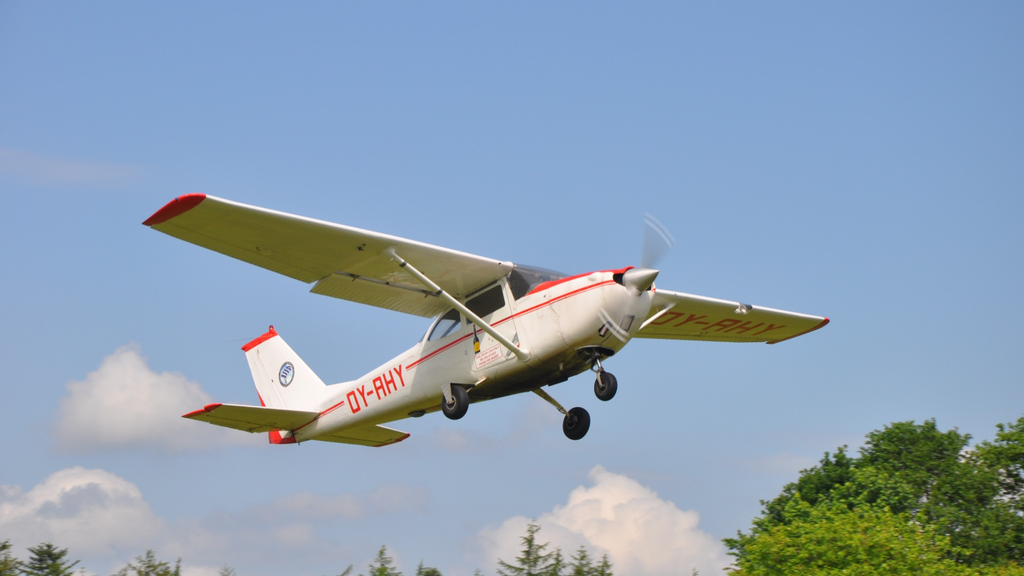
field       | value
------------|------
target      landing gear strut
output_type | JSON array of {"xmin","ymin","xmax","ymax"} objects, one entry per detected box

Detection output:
[
  {"xmin": 533, "ymin": 388, "xmax": 591, "ymax": 441},
  {"xmin": 591, "ymin": 357, "xmax": 617, "ymax": 401}
]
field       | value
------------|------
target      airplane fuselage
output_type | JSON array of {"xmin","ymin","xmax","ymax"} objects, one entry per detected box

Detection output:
[{"xmin": 286, "ymin": 268, "xmax": 653, "ymax": 443}]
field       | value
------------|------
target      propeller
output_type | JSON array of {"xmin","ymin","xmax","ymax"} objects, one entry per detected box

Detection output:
[
  {"xmin": 620, "ymin": 214, "xmax": 675, "ymax": 295},
  {"xmin": 599, "ymin": 214, "xmax": 676, "ymax": 342},
  {"xmin": 641, "ymin": 213, "xmax": 675, "ymax": 269}
]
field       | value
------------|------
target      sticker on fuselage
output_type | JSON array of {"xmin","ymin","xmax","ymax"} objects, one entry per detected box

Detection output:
[
  {"xmin": 474, "ymin": 344, "xmax": 503, "ymax": 370},
  {"xmin": 279, "ymin": 362, "xmax": 295, "ymax": 387}
]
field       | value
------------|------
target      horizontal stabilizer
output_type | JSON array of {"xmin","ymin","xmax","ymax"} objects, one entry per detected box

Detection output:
[
  {"xmin": 314, "ymin": 425, "xmax": 410, "ymax": 448},
  {"xmin": 183, "ymin": 403, "xmax": 318, "ymax": 433}
]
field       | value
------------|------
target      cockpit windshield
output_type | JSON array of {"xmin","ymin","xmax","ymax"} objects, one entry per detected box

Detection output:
[{"xmin": 508, "ymin": 264, "xmax": 567, "ymax": 300}]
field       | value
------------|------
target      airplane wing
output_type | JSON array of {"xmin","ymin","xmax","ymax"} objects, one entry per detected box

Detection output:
[
  {"xmin": 182, "ymin": 403, "xmax": 318, "ymax": 433},
  {"xmin": 636, "ymin": 289, "xmax": 829, "ymax": 344},
  {"xmin": 144, "ymin": 194, "xmax": 513, "ymax": 317},
  {"xmin": 314, "ymin": 424, "xmax": 410, "ymax": 448}
]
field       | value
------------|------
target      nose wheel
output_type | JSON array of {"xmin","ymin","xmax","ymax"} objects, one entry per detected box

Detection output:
[
  {"xmin": 594, "ymin": 372, "xmax": 617, "ymax": 401},
  {"xmin": 591, "ymin": 357, "xmax": 617, "ymax": 401},
  {"xmin": 532, "ymin": 388, "xmax": 591, "ymax": 440}
]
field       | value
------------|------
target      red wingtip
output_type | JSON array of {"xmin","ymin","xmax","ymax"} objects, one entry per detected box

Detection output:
[
  {"xmin": 182, "ymin": 403, "xmax": 222, "ymax": 418},
  {"xmin": 767, "ymin": 317, "xmax": 830, "ymax": 345},
  {"xmin": 242, "ymin": 325, "xmax": 278, "ymax": 352},
  {"xmin": 143, "ymin": 193, "xmax": 207, "ymax": 226}
]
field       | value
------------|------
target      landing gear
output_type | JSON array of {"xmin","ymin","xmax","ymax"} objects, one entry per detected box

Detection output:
[
  {"xmin": 562, "ymin": 407, "xmax": 591, "ymax": 441},
  {"xmin": 594, "ymin": 372, "xmax": 617, "ymax": 401},
  {"xmin": 441, "ymin": 384, "xmax": 469, "ymax": 420},
  {"xmin": 590, "ymin": 356, "xmax": 617, "ymax": 401},
  {"xmin": 532, "ymin": 388, "xmax": 591, "ymax": 441}
]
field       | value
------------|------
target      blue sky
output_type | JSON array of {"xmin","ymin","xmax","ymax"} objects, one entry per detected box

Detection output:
[{"xmin": 1, "ymin": 3, "xmax": 1022, "ymax": 575}]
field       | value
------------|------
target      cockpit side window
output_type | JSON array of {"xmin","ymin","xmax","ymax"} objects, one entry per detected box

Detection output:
[
  {"xmin": 427, "ymin": 309, "xmax": 462, "ymax": 341},
  {"xmin": 466, "ymin": 285, "xmax": 505, "ymax": 319},
  {"xmin": 508, "ymin": 265, "xmax": 567, "ymax": 300}
]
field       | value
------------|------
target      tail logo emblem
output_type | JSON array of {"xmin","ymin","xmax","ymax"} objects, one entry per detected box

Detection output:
[{"xmin": 279, "ymin": 362, "xmax": 295, "ymax": 387}]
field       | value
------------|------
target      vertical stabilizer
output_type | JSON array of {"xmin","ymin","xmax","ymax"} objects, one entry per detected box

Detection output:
[{"xmin": 242, "ymin": 326, "xmax": 327, "ymax": 412}]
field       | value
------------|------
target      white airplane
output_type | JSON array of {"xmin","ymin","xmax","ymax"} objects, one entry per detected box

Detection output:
[{"xmin": 145, "ymin": 194, "xmax": 828, "ymax": 446}]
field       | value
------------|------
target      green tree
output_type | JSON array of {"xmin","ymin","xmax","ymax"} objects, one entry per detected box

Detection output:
[
  {"xmin": 112, "ymin": 550, "xmax": 181, "ymax": 576},
  {"xmin": 975, "ymin": 416, "xmax": 1024, "ymax": 514},
  {"xmin": 729, "ymin": 499, "xmax": 976, "ymax": 576},
  {"xmin": 545, "ymin": 548, "xmax": 565, "ymax": 576},
  {"xmin": 414, "ymin": 560, "xmax": 442, "ymax": 576},
  {"xmin": 21, "ymin": 543, "xmax": 79, "ymax": 576},
  {"xmin": 727, "ymin": 417, "xmax": 1024, "ymax": 572},
  {"xmin": 362, "ymin": 546, "xmax": 401, "ymax": 576},
  {"xmin": 591, "ymin": 555, "xmax": 612, "ymax": 576},
  {"xmin": 496, "ymin": 523, "xmax": 554, "ymax": 576},
  {"xmin": 0, "ymin": 541, "xmax": 18, "ymax": 576},
  {"xmin": 568, "ymin": 547, "xmax": 591, "ymax": 576},
  {"xmin": 217, "ymin": 567, "xmax": 236, "ymax": 576}
]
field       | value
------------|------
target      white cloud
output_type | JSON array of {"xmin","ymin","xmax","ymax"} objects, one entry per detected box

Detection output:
[
  {"xmin": 54, "ymin": 344, "xmax": 254, "ymax": 452},
  {"xmin": 0, "ymin": 467, "xmax": 162, "ymax": 557},
  {"xmin": 0, "ymin": 147, "xmax": 143, "ymax": 186},
  {"xmin": 479, "ymin": 466, "xmax": 731, "ymax": 576},
  {"xmin": 1, "ymin": 467, "xmax": 425, "ymax": 576}
]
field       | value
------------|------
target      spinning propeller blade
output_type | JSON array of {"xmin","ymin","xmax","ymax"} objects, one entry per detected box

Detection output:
[{"xmin": 641, "ymin": 213, "xmax": 675, "ymax": 269}]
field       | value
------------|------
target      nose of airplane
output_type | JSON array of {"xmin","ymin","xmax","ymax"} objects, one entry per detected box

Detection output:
[{"xmin": 621, "ymin": 267, "xmax": 659, "ymax": 294}]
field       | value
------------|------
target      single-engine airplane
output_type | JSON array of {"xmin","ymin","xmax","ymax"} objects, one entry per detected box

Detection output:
[{"xmin": 145, "ymin": 194, "xmax": 828, "ymax": 446}]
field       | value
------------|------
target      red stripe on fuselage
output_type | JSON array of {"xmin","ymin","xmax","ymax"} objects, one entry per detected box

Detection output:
[
  {"xmin": 405, "ymin": 276, "xmax": 618, "ymax": 372},
  {"xmin": 526, "ymin": 267, "xmax": 631, "ymax": 296}
]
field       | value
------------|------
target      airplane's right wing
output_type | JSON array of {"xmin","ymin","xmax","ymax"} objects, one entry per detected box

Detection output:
[{"xmin": 636, "ymin": 289, "xmax": 829, "ymax": 344}]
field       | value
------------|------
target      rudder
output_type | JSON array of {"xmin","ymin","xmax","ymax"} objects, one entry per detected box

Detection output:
[{"xmin": 242, "ymin": 326, "xmax": 327, "ymax": 411}]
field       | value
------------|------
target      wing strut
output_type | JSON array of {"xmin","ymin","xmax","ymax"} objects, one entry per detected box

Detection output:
[{"xmin": 383, "ymin": 247, "xmax": 530, "ymax": 362}]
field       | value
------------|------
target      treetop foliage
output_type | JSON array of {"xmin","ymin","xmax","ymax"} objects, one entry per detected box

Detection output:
[
  {"xmin": 727, "ymin": 416, "xmax": 1024, "ymax": 575},
  {"xmin": 496, "ymin": 523, "xmax": 611, "ymax": 576},
  {"xmin": 113, "ymin": 550, "xmax": 182, "ymax": 576},
  {"xmin": 0, "ymin": 541, "xmax": 17, "ymax": 576}
]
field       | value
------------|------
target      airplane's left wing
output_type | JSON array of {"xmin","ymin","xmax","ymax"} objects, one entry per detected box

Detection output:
[
  {"xmin": 636, "ymin": 289, "xmax": 829, "ymax": 344},
  {"xmin": 144, "ymin": 194, "xmax": 513, "ymax": 317}
]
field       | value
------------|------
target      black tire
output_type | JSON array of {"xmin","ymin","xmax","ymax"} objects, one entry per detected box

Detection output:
[
  {"xmin": 594, "ymin": 372, "xmax": 618, "ymax": 401},
  {"xmin": 441, "ymin": 385, "xmax": 469, "ymax": 420},
  {"xmin": 562, "ymin": 407, "xmax": 591, "ymax": 440}
]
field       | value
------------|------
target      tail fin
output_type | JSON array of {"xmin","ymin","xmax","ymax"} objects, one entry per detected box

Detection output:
[{"xmin": 242, "ymin": 326, "xmax": 327, "ymax": 411}]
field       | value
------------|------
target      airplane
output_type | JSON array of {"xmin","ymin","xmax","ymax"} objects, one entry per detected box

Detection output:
[{"xmin": 145, "ymin": 194, "xmax": 828, "ymax": 447}]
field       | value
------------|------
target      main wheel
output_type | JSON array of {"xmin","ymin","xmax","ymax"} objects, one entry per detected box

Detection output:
[
  {"xmin": 562, "ymin": 407, "xmax": 591, "ymax": 440},
  {"xmin": 441, "ymin": 385, "xmax": 469, "ymax": 420},
  {"xmin": 594, "ymin": 372, "xmax": 617, "ymax": 401}
]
